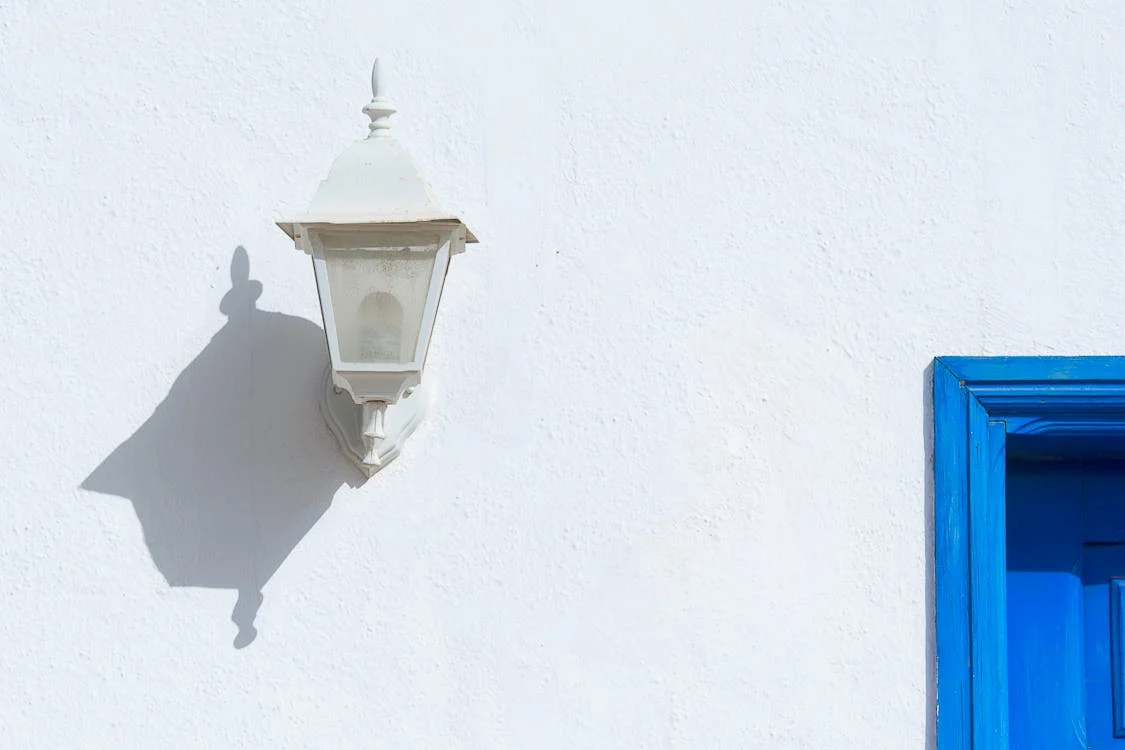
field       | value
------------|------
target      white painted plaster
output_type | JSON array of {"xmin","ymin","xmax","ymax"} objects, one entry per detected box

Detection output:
[{"xmin": 2, "ymin": 0, "xmax": 1125, "ymax": 746}]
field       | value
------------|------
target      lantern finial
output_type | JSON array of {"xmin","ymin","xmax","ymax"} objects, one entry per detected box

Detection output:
[{"xmin": 362, "ymin": 58, "xmax": 396, "ymax": 138}]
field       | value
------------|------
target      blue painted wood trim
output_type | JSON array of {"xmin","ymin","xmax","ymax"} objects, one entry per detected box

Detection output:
[
  {"xmin": 1005, "ymin": 415, "xmax": 1125, "ymax": 436},
  {"xmin": 934, "ymin": 359, "xmax": 972, "ymax": 749},
  {"xmin": 969, "ymin": 404, "xmax": 1007, "ymax": 750},
  {"xmin": 932, "ymin": 356, "xmax": 1125, "ymax": 749},
  {"xmin": 940, "ymin": 357, "xmax": 1125, "ymax": 384},
  {"xmin": 972, "ymin": 387, "xmax": 1125, "ymax": 416},
  {"xmin": 1113, "ymin": 579, "xmax": 1125, "ymax": 738}
]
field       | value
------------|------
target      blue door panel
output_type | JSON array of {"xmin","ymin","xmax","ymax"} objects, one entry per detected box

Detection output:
[
  {"xmin": 1009, "ymin": 459, "xmax": 1125, "ymax": 748},
  {"xmin": 1083, "ymin": 545, "xmax": 1125, "ymax": 748},
  {"xmin": 1007, "ymin": 460, "xmax": 1085, "ymax": 749},
  {"xmin": 1084, "ymin": 466, "xmax": 1125, "ymax": 748},
  {"xmin": 1087, "ymin": 468, "xmax": 1125, "ymax": 543}
]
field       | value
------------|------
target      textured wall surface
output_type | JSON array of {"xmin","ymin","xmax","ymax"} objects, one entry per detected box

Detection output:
[{"xmin": 3, "ymin": 0, "xmax": 1125, "ymax": 747}]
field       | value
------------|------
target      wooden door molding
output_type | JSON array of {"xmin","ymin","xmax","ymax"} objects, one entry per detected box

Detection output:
[{"xmin": 933, "ymin": 357, "xmax": 1125, "ymax": 750}]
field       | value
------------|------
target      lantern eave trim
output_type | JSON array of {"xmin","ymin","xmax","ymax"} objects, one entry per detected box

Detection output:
[{"xmin": 277, "ymin": 219, "xmax": 478, "ymax": 247}]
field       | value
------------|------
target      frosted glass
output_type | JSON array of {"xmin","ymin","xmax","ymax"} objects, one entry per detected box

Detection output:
[{"xmin": 319, "ymin": 230, "xmax": 442, "ymax": 364}]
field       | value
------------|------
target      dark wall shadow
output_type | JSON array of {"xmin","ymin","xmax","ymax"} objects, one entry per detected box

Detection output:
[
  {"xmin": 83, "ymin": 247, "xmax": 360, "ymax": 648},
  {"xmin": 922, "ymin": 362, "xmax": 936, "ymax": 750}
]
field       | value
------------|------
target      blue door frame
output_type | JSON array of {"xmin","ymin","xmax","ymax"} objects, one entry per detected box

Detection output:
[{"xmin": 933, "ymin": 357, "xmax": 1125, "ymax": 750}]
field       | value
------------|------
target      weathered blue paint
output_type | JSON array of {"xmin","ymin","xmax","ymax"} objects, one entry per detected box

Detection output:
[
  {"xmin": 933, "ymin": 360, "xmax": 971, "ymax": 750},
  {"xmin": 933, "ymin": 357, "xmax": 1125, "ymax": 750},
  {"xmin": 941, "ymin": 356, "xmax": 1125, "ymax": 384},
  {"xmin": 969, "ymin": 405, "xmax": 1007, "ymax": 749}
]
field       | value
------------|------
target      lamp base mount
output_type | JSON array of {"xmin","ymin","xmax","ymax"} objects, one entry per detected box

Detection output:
[{"xmin": 319, "ymin": 367, "xmax": 427, "ymax": 477}]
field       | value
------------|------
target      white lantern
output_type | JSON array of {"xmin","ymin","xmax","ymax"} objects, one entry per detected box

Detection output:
[{"xmin": 278, "ymin": 60, "xmax": 477, "ymax": 476}]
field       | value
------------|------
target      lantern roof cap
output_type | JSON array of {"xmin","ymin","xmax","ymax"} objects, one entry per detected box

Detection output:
[{"xmin": 278, "ymin": 59, "xmax": 476, "ymax": 243}]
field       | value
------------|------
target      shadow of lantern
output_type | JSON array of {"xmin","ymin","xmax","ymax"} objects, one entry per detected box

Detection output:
[{"xmin": 83, "ymin": 247, "xmax": 360, "ymax": 648}]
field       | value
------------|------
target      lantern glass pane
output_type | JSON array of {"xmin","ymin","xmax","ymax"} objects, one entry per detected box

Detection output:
[{"xmin": 319, "ymin": 230, "xmax": 443, "ymax": 364}]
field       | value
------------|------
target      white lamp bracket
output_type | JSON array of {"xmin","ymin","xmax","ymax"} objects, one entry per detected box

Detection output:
[{"xmin": 320, "ymin": 367, "xmax": 427, "ymax": 477}]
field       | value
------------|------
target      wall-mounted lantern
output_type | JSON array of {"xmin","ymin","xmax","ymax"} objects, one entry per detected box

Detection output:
[{"xmin": 278, "ymin": 59, "xmax": 477, "ymax": 476}]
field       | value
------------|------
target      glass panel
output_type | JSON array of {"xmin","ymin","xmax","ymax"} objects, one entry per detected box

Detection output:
[{"xmin": 319, "ymin": 230, "xmax": 442, "ymax": 364}]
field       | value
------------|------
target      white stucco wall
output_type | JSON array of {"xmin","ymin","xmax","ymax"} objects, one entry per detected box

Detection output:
[{"xmin": 3, "ymin": 0, "xmax": 1125, "ymax": 747}]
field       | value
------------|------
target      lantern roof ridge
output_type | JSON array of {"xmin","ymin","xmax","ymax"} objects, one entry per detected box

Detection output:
[{"xmin": 277, "ymin": 58, "xmax": 477, "ymax": 243}]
